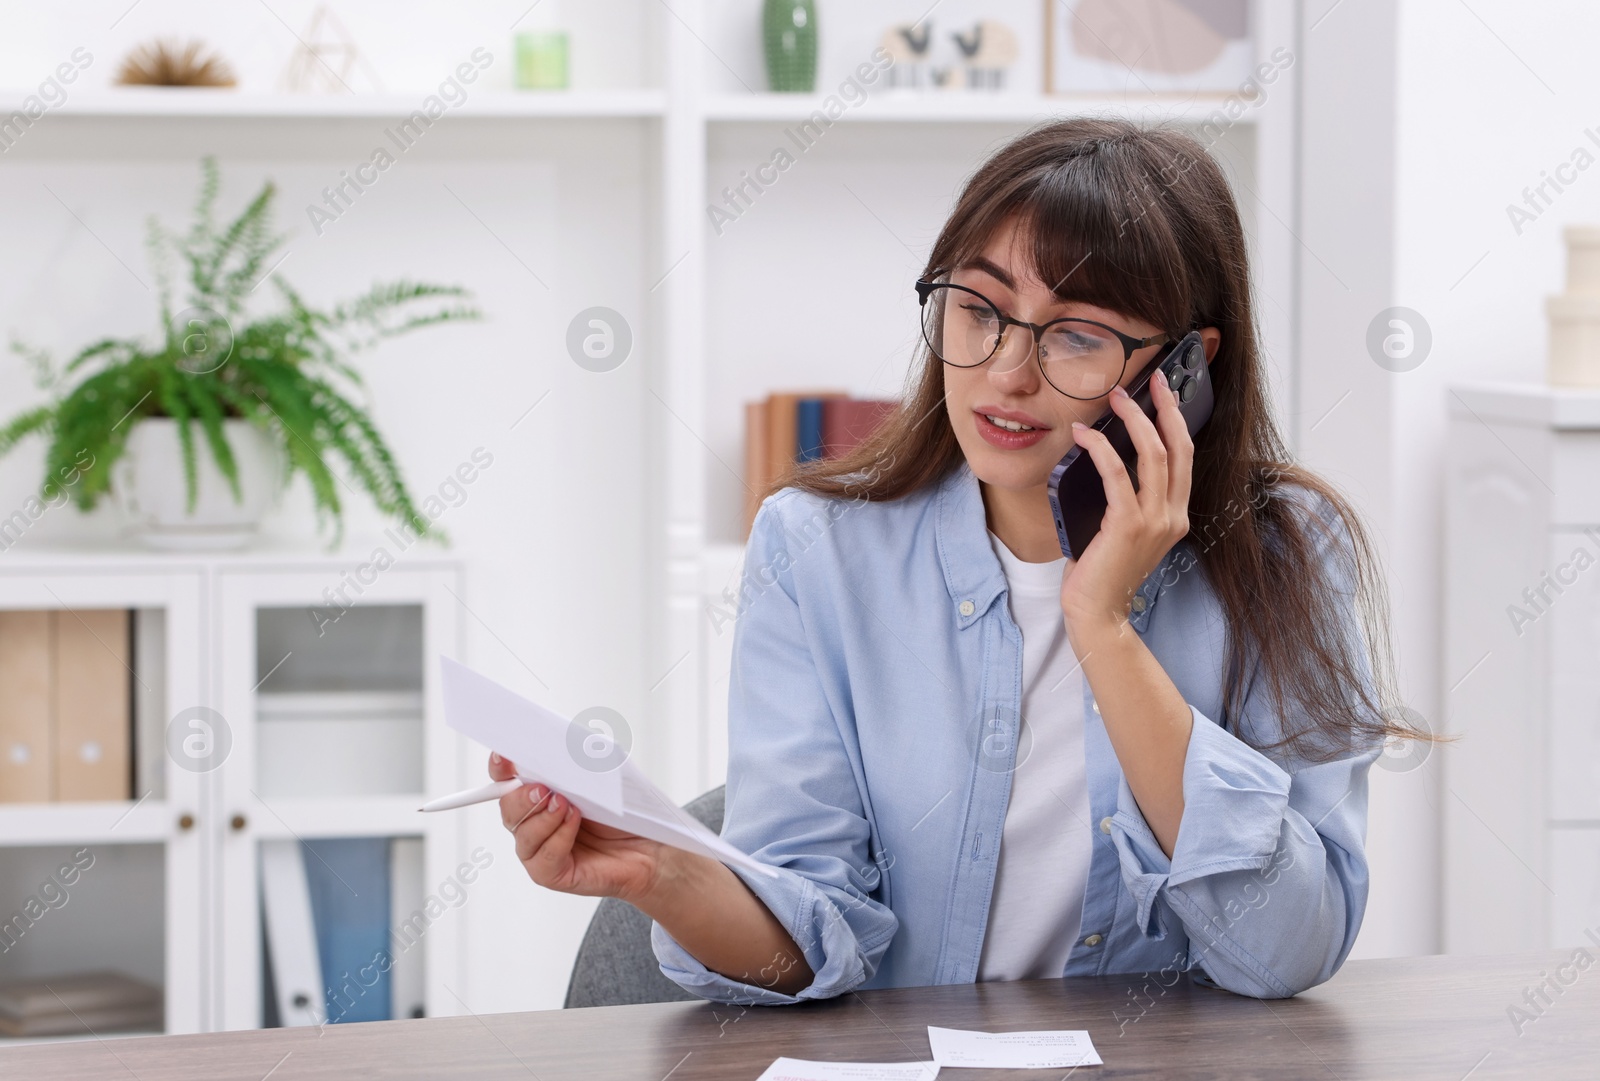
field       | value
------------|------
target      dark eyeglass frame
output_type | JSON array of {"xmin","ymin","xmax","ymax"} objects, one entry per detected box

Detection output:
[{"xmin": 914, "ymin": 277, "xmax": 1171, "ymax": 400}]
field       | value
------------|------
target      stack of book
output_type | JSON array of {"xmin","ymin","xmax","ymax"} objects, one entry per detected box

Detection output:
[
  {"xmin": 0, "ymin": 610, "xmax": 132, "ymax": 803},
  {"xmin": 743, "ymin": 392, "xmax": 897, "ymax": 537},
  {"xmin": 0, "ymin": 970, "xmax": 162, "ymax": 1037}
]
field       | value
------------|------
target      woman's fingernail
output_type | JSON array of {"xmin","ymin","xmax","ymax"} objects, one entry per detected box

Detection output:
[
  {"xmin": 1112, "ymin": 385, "xmax": 1128, "ymax": 398},
  {"xmin": 1072, "ymin": 421, "xmax": 1086, "ymax": 430},
  {"xmin": 490, "ymin": 752, "xmax": 502, "ymax": 766},
  {"xmin": 546, "ymin": 794, "xmax": 563, "ymax": 814}
]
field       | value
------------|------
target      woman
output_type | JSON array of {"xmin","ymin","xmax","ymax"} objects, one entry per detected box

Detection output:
[{"xmin": 491, "ymin": 117, "xmax": 1422, "ymax": 1003}]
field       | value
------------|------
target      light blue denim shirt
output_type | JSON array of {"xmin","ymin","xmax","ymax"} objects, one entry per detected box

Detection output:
[{"xmin": 652, "ymin": 459, "xmax": 1382, "ymax": 1003}]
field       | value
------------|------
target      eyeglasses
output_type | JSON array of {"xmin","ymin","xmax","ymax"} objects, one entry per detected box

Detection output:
[{"xmin": 915, "ymin": 274, "xmax": 1170, "ymax": 400}]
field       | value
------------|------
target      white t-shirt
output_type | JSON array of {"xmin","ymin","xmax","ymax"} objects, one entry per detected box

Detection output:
[{"xmin": 976, "ymin": 529, "xmax": 1094, "ymax": 982}]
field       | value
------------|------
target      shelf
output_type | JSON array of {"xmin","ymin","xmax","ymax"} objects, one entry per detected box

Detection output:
[
  {"xmin": 1446, "ymin": 380, "xmax": 1600, "ymax": 428},
  {"xmin": 0, "ymin": 533, "xmax": 462, "ymax": 572},
  {"xmin": 247, "ymin": 794, "xmax": 430, "ymax": 840},
  {"xmin": 0, "ymin": 87, "xmax": 666, "ymax": 120},
  {"xmin": 703, "ymin": 92, "xmax": 1236, "ymax": 125},
  {"xmin": 0, "ymin": 798, "xmax": 173, "ymax": 845}
]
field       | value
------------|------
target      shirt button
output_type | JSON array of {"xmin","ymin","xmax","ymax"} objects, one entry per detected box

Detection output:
[
  {"xmin": 958, "ymin": 600, "xmax": 975, "ymax": 616},
  {"xmin": 1131, "ymin": 595, "xmax": 1147, "ymax": 613},
  {"xmin": 1083, "ymin": 934, "xmax": 1104, "ymax": 946},
  {"xmin": 1099, "ymin": 816, "xmax": 1113, "ymax": 835}
]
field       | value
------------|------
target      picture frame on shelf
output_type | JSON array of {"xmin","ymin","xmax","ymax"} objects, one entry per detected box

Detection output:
[{"xmin": 1045, "ymin": 0, "xmax": 1255, "ymax": 95}]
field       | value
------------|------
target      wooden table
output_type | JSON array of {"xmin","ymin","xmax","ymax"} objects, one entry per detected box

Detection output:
[{"xmin": 2, "ymin": 950, "xmax": 1595, "ymax": 1079}]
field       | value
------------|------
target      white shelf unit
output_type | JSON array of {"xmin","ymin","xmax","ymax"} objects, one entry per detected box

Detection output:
[
  {"xmin": 1443, "ymin": 382, "xmax": 1600, "ymax": 953},
  {"xmin": 0, "ymin": 545, "xmax": 463, "ymax": 1041},
  {"xmin": 0, "ymin": 0, "xmax": 1303, "ymax": 1013}
]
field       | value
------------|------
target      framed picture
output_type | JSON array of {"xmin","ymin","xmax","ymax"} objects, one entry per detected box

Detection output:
[{"xmin": 1046, "ymin": 0, "xmax": 1254, "ymax": 95}]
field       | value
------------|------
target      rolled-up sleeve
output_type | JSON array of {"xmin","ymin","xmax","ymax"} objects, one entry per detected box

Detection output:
[
  {"xmin": 651, "ymin": 494, "xmax": 898, "ymax": 1004},
  {"xmin": 1107, "ymin": 487, "xmax": 1383, "ymax": 999}
]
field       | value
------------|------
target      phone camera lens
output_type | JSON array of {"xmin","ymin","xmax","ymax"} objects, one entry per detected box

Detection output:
[
  {"xmin": 1182, "ymin": 343, "xmax": 1202, "ymax": 371},
  {"xmin": 1167, "ymin": 368, "xmax": 1184, "ymax": 390},
  {"xmin": 1179, "ymin": 376, "xmax": 1197, "ymax": 403}
]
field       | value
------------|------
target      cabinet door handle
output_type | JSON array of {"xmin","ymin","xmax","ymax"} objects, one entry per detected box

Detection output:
[
  {"xmin": 230, "ymin": 813, "xmax": 248, "ymax": 832},
  {"xmin": 178, "ymin": 813, "xmax": 196, "ymax": 831}
]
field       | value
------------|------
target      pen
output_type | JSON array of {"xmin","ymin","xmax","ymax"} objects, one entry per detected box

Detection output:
[{"xmin": 417, "ymin": 777, "xmax": 525, "ymax": 812}]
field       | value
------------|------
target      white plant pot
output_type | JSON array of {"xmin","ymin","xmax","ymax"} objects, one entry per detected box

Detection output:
[{"xmin": 112, "ymin": 417, "xmax": 285, "ymax": 550}]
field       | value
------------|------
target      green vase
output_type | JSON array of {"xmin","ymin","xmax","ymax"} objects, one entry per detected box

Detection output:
[{"xmin": 763, "ymin": 0, "xmax": 817, "ymax": 93}]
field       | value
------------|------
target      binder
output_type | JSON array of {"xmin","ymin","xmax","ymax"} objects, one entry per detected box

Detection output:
[
  {"xmin": 303, "ymin": 838, "xmax": 392, "ymax": 1024},
  {"xmin": 132, "ymin": 608, "xmax": 167, "ymax": 800},
  {"xmin": 53, "ymin": 609, "xmax": 131, "ymax": 801},
  {"xmin": 260, "ymin": 839, "xmax": 326, "ymax": 1028},
  {"xmin": 388, "ymin": 837, "xmax": 426, "ymax": 1020},
  {"xmin": 0, "ymin": 610, "xmax": 54, "ymax": 803}
]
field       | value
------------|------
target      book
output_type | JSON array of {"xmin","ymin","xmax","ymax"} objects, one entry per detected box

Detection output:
[
  {"xmin": 741, "ymin": 389, "xmax": 845, "ymax": 538},
  {"xmin": 764, "ymin": 390, "xmax": 845, "ymax": 488},
  {"xmin": 0, "ymin": 970, "xmax": 161, "ymax": 1037},
  {"xmin": 821, "ymin": 398, "xmax": 896, "ymax": 459},
  {"xmin": 741, "ymin": 393, "xmax": 897, "ymax": 539},
  {"xmin": 796, "ymin": 398, "xmax": 828, "ymax": 462},
  {"xmin": 742, "ymin": 400, "xmax": 771, "ymax": 538}
]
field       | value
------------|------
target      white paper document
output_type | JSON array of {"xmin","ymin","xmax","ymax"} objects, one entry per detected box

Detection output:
[
  {"xmin": 438, "ymin": 655, "xmax": 778, "ymax": 879},
  {"xmin": 926, "ymin": 1025, "xmax": 1102, "ymax": 1069},
  {"xmin": 753, "ymin": 1058, "xmax": 939, "ymax": 1081}
]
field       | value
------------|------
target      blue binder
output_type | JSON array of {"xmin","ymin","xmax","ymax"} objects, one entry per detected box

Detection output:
[{"xmin": 301, "ymin": 838, "xmax": 392, "ymax": 1024}]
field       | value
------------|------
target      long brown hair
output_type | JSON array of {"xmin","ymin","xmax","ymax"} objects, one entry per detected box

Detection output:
[{"xmin": 779, "ymin": 117, "xmax": 1427, "ymax": 764}]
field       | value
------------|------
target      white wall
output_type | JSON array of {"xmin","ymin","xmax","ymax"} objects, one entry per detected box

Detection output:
[
  {"xmin": 1383, "ymin": 0, "xmax": 1600, "ymax": 953},
  {"xmin": 1295, "ymin": 0, "xmax": 1438, "ymax": 960}
]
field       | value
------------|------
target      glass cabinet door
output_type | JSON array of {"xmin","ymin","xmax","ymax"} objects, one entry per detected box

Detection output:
[
  {"xmin": 214, "ymin": 563, "xmax": 463, "ymax": 1032},
  {"xmin": 0, "ymin": 567, "xmax": 206, "ymax": 1041}
]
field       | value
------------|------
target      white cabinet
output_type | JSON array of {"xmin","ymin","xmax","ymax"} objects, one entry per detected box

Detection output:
[
  {"xmin": 0, "ymin": 545, "xmax": 463, "ymax": 1040},
  {"xmin": 1444, "ymin": 382, "xmax": 1600, "ymax": 952}
]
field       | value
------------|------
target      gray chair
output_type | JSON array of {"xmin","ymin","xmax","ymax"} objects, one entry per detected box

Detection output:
[{"xmin": 562, "ymin": 784, "xmax": 727, "ymax": 1008}]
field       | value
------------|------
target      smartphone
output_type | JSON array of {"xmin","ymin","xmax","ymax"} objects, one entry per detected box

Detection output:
[{"xmin": 1046, "ymin": 330, "xmax": 1213, "ymax": 560}]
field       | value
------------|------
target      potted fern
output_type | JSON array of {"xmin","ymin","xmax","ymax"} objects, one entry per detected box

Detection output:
[{"xmin": 0, "ymin": 157, "xmax": 480, "ymax": 550}]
